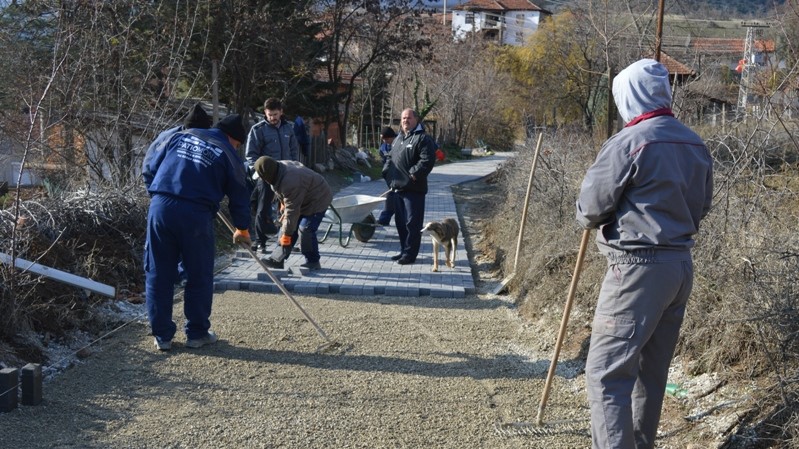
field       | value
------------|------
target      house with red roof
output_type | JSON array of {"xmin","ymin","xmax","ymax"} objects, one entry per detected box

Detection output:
[{"xmin": 451, "ymin": 0, "xmax": 551, "ymax": 46}]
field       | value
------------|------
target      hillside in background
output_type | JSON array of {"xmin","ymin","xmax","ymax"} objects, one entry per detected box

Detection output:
[
  {"xmin": 540, "ymin": 0, "xmax": 785, "ymax": 16},
  {"xmin": 428, "ymin": 0, "xmax": 785, "ymax": 30},
  {"xmin": 432, "ymin": 0, "xmax": 785, "ymax": 17},
  {"xmin": 429, "ymin": 0, "xmax": 786, "ymax": 18}
]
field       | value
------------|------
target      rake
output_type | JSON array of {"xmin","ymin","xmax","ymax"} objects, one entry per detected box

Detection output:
[
  {"xmin": 492, "ymin": 132, "xmax": 544, "ymax": 295},
  {"xmin": 536, "ymin": 228, "xmax": 591, "ymax": 425},
  {"xmin": 495, "ymin": 229, "xmax": 592, "ymax": 438},
  {"xmin": 216, "ymin": 212, "xmax": 345, "ymax": 353}
]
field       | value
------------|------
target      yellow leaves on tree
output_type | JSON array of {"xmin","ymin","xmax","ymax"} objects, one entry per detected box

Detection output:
[{"xmin": 497, "ymin": 10, "xmax": 603, "ymax": 128}]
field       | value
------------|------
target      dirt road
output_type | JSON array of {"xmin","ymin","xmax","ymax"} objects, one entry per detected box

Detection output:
[
  {"xmin": 0, "ymin": 282, "xmax": 594, "ymax": 449},
  {"xmin": 0, "ymin": 174, "xmax": 597, "ymax": 448}
]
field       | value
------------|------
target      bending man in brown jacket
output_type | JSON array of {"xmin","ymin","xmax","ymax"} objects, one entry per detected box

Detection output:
[{"xmin": 254, "ymin": 156, "xmax": 332, "ymax": 270}]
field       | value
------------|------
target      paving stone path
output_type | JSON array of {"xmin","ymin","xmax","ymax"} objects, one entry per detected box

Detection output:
[{"xmin": 214, "ymin": 153, "xmax": 514, "ymax": 298}]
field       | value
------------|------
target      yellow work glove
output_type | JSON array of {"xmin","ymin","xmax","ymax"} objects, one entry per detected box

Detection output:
[
  {"xmin": 233, "ymin": 229, "xmax": 251, "ymax": 246},
  {"xmin": 279, "ymin": 234, "xmax": 293, "ymax": 247}
]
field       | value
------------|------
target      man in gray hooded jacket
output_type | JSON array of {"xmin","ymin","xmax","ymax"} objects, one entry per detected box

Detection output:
[
  {"xmin": 245, "ymin": 97, "xmax": 300, "ymax": 252},
  {"xmin": 576, "ymin": 59, "xmax": 713, "ymax": 448}
]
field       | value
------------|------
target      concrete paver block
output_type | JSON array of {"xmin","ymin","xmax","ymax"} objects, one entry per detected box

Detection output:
[
  {"xmin": 0, "ymin": 367, "xmax": 19, "ymax": 412},
  {"xmin": 20, "ymin": 363, "xmax": 42, "ymax": 406},
  {"xmin": 385, "ymin": 286, "xmax": 420, "ymax": 297}
]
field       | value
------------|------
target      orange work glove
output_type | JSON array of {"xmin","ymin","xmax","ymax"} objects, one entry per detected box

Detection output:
[
  {"xmin": 279, "ymin": 234, "xmax": 293, "ymax": 247},
  {"xmin": 233, "ymin": 229, "xmax": 251, "ymax": 246}
]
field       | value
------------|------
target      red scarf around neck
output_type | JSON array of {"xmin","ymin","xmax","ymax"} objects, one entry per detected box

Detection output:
[{"xmin": 625, "ymin": 108, "xmax": 674, "ymax": 127}]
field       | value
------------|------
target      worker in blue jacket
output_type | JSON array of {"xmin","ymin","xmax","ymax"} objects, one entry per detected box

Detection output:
[
  {"xmin": 142, "ymin": 114, "xmax": 252, "ymax": 351},
  {"xmin": 142, "ymin": 103, "xmax": 213, "ymax": 285}
]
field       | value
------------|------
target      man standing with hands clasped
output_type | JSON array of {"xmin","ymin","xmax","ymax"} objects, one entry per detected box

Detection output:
[
  {"xmin": 576, "ymin": 59, "xmax": 713, "ymax": 448},
  {"xmin": 143, "ymin": 114, "xmax": 252, "ymax": 351},
  {"xmin": 382, "ymin": 109, "xmax": 436, "ymax": 265}
]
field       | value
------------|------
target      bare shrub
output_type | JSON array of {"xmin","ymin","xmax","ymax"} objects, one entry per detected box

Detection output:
[
  {"xmin": 0, "ymin": 183, "xmax": 149, "ymax": 363},
  {"xmin": 490, "ymin": 129, "xmax": 607, "ymax": 354}
]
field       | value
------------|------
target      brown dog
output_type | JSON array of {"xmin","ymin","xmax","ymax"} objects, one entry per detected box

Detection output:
[{"xmin": 422, "ymin": 218, "xmax": 459, "ymax": 272}]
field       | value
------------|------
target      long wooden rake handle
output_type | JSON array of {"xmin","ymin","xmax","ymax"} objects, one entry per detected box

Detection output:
[
  {"xmin": 536, "ymin": 228, "xmax": 592, "ymax": 426},
  {"xmin": 216, "ymin": 212, "xmax": 332, "ymax": 343},
  {"xmin": 513, "ymin": 132, "xmax": 544, "ymax": 273}
]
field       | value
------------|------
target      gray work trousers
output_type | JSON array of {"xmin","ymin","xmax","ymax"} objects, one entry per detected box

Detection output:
[{"xmin": 586, "ymin": 251, "xmax": 693, "ymax": 449}]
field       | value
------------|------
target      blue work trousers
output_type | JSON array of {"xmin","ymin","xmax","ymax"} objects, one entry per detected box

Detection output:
[
  {"xmin": 377, "ymin": 191, "xmax": 395, "ymax": 225},
  {"xmin": 144, "ymin": 195, "xmax": 216, "ymax": 341},
  {"xmin": 393, "ymin": 190, "xmax": 426, "ymax": 261},
  {"xmin": 269, "ymin": 211, "xmax": 326, "ymax": 264}
]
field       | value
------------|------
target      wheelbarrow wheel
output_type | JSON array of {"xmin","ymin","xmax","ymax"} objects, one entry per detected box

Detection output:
[{"xmin": 352, "ymin": 214, "xmax": 377, "ymax": 243}]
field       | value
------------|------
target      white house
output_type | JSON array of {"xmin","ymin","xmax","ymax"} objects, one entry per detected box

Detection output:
[
  {"xmin": 0, "ymin": 135, "xmax": 39, "ymax": 187},
  {"xmin": 451, "ymin": 0, "xmax": 551, "ymax": 46}
]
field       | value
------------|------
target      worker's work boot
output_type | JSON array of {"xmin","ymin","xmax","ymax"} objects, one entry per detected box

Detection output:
[
  {"xmin": 185, "ymin": 331, "xmax": 218, "ymax": 349},
  {"xmin": 261, "ymin": 257, "xmax": 284, "ymax": 269}
]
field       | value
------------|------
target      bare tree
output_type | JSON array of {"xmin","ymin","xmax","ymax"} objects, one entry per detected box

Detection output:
[{"xmin": 314, "ymin": 0, "xmax": 426, "ymax": 146}]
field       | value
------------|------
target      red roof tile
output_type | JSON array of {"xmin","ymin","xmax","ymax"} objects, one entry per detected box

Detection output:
[
  {"xmin": 657, "ymin": 52, "xmax": 696, "ymax": 76},
  {"xmin": 690, "ymin": 37, "xmax": 775, "ymax": 54},
  {"xmin": 454, "ymin": 0, "xmax": 547, "ymax": 11}
]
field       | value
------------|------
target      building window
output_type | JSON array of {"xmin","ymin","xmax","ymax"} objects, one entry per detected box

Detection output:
[
  {"xmin": 465, "ymin": 12, "xmax": 474, "ymax": 24},
  {"xmin": 516, "ymin": 14, "xmax": 525, "ymax": 26},
  {"xmin": 485, "ymin": 13, "xmax": 497, "ymax": 28},
  {"xmin": 515, "ymin": 31, "xmax": 524, "ymax": 44}
]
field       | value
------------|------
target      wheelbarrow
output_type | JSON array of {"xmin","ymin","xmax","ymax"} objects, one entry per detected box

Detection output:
[{"xmin": 319, "ymin": 194, "xmax": 386, "ymax": 247}]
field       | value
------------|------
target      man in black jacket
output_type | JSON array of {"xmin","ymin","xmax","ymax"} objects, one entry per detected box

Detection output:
[{"xmin": 381, "ymin": 109, "xmax": 436, "ymax": 265}]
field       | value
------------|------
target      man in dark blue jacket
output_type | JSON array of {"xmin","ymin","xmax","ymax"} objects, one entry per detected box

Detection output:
[
  {"xmin": 142, "ymin": 103, "xmax": 214, "ymax": 286},
  {"xmin": 142, "ymin": 103, "xmax": 213, "ymax": 187},
  {"xmin": 382, "ymin": 109, "xmax": 436, "ymax": 265},
  {"xmin": 294, "ymin": 115, "xmax": 310, "ymax": 165},
  {"xmin": 142, "ymin": 114, "xmax": 252, "ymax": 351}
]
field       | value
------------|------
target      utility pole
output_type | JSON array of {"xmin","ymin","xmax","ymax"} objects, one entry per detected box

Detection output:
[
  {"xmin": 442, "ymin": 1, "xmax": 446, "ymax": 25},
  {"xmin": 654, "ymin": 0, "xmax": 665, "ymax": 62},
  {"xmin": 212, "ymin": 60, "xmax": 219, "ymax": 123},
  {"xmin": 736, "ymin": 21, "xmax": 770, "ymax": 120}
]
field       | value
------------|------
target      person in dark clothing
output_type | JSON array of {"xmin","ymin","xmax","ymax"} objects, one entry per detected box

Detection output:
[
  {"xmin": 376, "ymin": 126, "xmax": 397, "ymax": 226},
  {"xmin": 245, "ymin": 98, "xmax": 299, "ymax": 253},
  {"xmin": 143, "ymin": 103, "xmax": 214, "ymax": 286},
  {"xmin": 381, "ymin": 109, "xmax": 436, "ymax": 265},
  {"xmin": 254, "ymin": 156, "xmax": 332, "ymax": 270},
  {"xmin": 142, "ymin": 114, "xmax": 252, "ymax": 351},
  {"xmin": 294, "ymin": 115, "xmax": 310, "ymax": 165},
  {"xmin": 142, "ymin": 103, "xmax": 213, "ymax": 187}
]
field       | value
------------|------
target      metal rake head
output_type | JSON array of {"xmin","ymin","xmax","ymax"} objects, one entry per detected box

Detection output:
[{"xmin": 494, "ymin": 420, "xmax": 590, "ymax": 438}]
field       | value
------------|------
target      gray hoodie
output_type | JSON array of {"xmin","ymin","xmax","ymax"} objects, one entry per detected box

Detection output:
[{"xmin": 576, "ymin": 59, "xmax": 713, "ymax": 254}]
